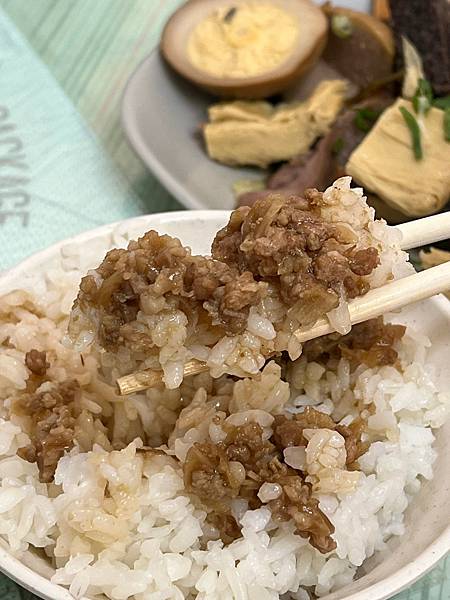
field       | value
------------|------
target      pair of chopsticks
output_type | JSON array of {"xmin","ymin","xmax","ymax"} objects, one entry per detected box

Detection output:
[{"xmin": 117, "ymin": 213, "xmax": 450, "ymax": 396}]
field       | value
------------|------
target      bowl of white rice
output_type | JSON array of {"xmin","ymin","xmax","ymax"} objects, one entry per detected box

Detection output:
[{"xmin": 0, "ymin": 179, "xmax": 449, "ymax": 600}]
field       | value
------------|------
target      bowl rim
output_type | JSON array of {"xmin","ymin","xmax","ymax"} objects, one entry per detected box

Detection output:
[{"xmin": 0, "ymin": 212, "xmax": 449, "ymax": 600}]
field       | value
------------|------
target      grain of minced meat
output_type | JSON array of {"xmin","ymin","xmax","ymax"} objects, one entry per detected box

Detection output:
[
  {"xmin": 25, "ymin": 349, "xmax": 50, "ymax": 377},
  {"xmin": 0, "ymin": 177, "xmax": 448, "ymax": 600}
]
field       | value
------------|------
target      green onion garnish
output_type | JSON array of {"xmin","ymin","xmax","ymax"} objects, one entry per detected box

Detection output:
[
  {"xmin": 331, "ymin": 137, "xmax": 344, "ymax": 155},
  {"xmin": 331, "ymin": 14, "xmax": 353, "ymax": 39},
  {"xmin": 444, "ymin": 107, "xmax": 450, "ymax": 142},
  {"xmin": 399, "ymin": 106, "xmax": 423, "ymax": 160},
  {"xmin": 354, "ymin": 108, "xmax": 381, "ymax": 133},
  {"xmin": 433, "ymin": 96, "xmax": 450, "ymax": 110},
  {"xmin": 412, "ymin": 78, "xmax": 433, "ymax": 115}
]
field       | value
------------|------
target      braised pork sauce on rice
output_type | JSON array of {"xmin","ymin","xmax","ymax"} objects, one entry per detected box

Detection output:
[
  {"xmin": 0, "ymin": 177, "xmax": 447, "ymax": 600},
  {"xmin": 68, "ymin": 177, "xmax": 409, "ymax": 387}
]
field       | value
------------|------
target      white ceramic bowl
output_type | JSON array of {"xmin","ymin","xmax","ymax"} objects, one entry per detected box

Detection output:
[{"xmin": 0, "ymin": 212, "xmax": 449, "ymax": 600}]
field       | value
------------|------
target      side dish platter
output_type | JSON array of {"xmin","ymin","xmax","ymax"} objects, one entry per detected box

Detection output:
[
  {"xmin": 122, "ymin": 1, "xmax": 372, "ymax": 211},
  {"xmin": 122, "ymin": 0, "xmax": 450, "ymax": 225}
]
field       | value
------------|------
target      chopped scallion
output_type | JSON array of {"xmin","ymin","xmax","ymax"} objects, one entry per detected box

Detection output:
[
  {"xmin": 433, "ymin": 96, "xmax": 450, "ymax": 110},
  {"xmin": 331, "ymin": 137, "xmax": 344, "ymax": 155},
  {"xmin": 399, "ymin": 106, "xmax": 423, "ymax": 160},
  {"xmin": 354, "ymin": 108, "xmax": 381, "ymax": 133},
  {"xmin": 412, "ymin": 78, "xmax": 433, "ymax": 115},
  {"xmin": 331, "ymin": 14, "xmax": 353, "ymax": 39}
]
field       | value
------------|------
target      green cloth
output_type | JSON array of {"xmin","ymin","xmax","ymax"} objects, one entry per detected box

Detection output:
[
  {"xmin": 0, "ymin": 8, "xmax": 148, "ymax": 269},
  {"xmin": 0, "ymin": 1, "xmax": 447, "ymax": 599}
]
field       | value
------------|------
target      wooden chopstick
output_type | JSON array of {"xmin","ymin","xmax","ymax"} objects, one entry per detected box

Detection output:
[
  {"xmin": 398, "ymin": 212, "xmax": 450, "ymax": 250},
  {"xmin": 117, "ymin": 358, "xmax": 208, "ymax": 395},
  {"xmin": 294, "ymin": 214, "xmax": 450, "ymax": 343},
  {"xmin": 116, "ymin": 214, "xmax": 450, "ymax": 395},
  {"xmin": 294, "ymin": 261, "xmax": 450, "ymax": 344}
]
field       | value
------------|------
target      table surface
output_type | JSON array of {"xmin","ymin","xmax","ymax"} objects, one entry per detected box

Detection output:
[{"xmin": 0, "ymin": 1, "xmax": 448, "ymax": 599}]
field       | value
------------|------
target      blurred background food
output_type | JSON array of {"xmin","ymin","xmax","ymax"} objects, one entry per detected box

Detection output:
[
  {"xmin": 390, "ymin": 0, "xmax": 450, "ymax": 95},
  {"xmin": 321, "ymin": 3, "xmax": 395, "ymax": 88},
  {"xmin": 160, "ymin": 0, "xmax": 450, "ymax": 255},
  {"xmin": 161, "ymin": 0, "xmax": 328, "ymax": 98},
  {"xmin": 203, "ymin": 80, "xmax": 348, "ymax": 166}
]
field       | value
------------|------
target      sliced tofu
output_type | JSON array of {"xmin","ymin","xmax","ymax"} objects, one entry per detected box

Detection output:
[
  {"xmin": 203, "ymin": 80, "xmax": 348, "ymax": 168},
  {"xmin": 346, "ymin": 98, "xmax": 450, "ymax": 217}
]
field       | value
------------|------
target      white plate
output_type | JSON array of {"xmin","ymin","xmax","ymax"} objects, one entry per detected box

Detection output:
[
  {"xmin": 0, "ymin": 212, "xmax": 449, "ymax": 600},
  {"xmin": 121, "ymin": 1, "xmax": 371, "ymax": 210}
]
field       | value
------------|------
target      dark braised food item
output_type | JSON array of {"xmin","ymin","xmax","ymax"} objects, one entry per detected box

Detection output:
[
  {"xmin": 75, "ymin": 231, "xmax": 267, "ymax": 348},
  {"xmin": 322, "ymin": 4, "xmax": 395, "ymax": 89},
  {"xmin": 213, "ymin": 194, "xmax": 379, "ymax": 306},
  {"xmin": 390, "ymin": 0, "xmax": 450, "ymax": 95},
  {"xmin": 273, "ymin": 407, "xmax": 368, "ymax": 470},
  {"xmin": 161, "ymin": 0, "xmax": 328, "ymax": 99},
  {"xmin": 273, "ymin": 407, "xmax": 338, "ymax": 450}
]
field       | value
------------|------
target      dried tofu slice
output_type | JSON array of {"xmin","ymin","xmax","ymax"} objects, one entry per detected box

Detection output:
[{"xmin": 346, "ymin": 98, "xmax": 450, "ymax": 217}]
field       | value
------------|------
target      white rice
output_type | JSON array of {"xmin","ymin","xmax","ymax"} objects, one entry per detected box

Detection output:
[{"xmin": 0, "ymin": 180, "xmax": 448, "ymax": 600}]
